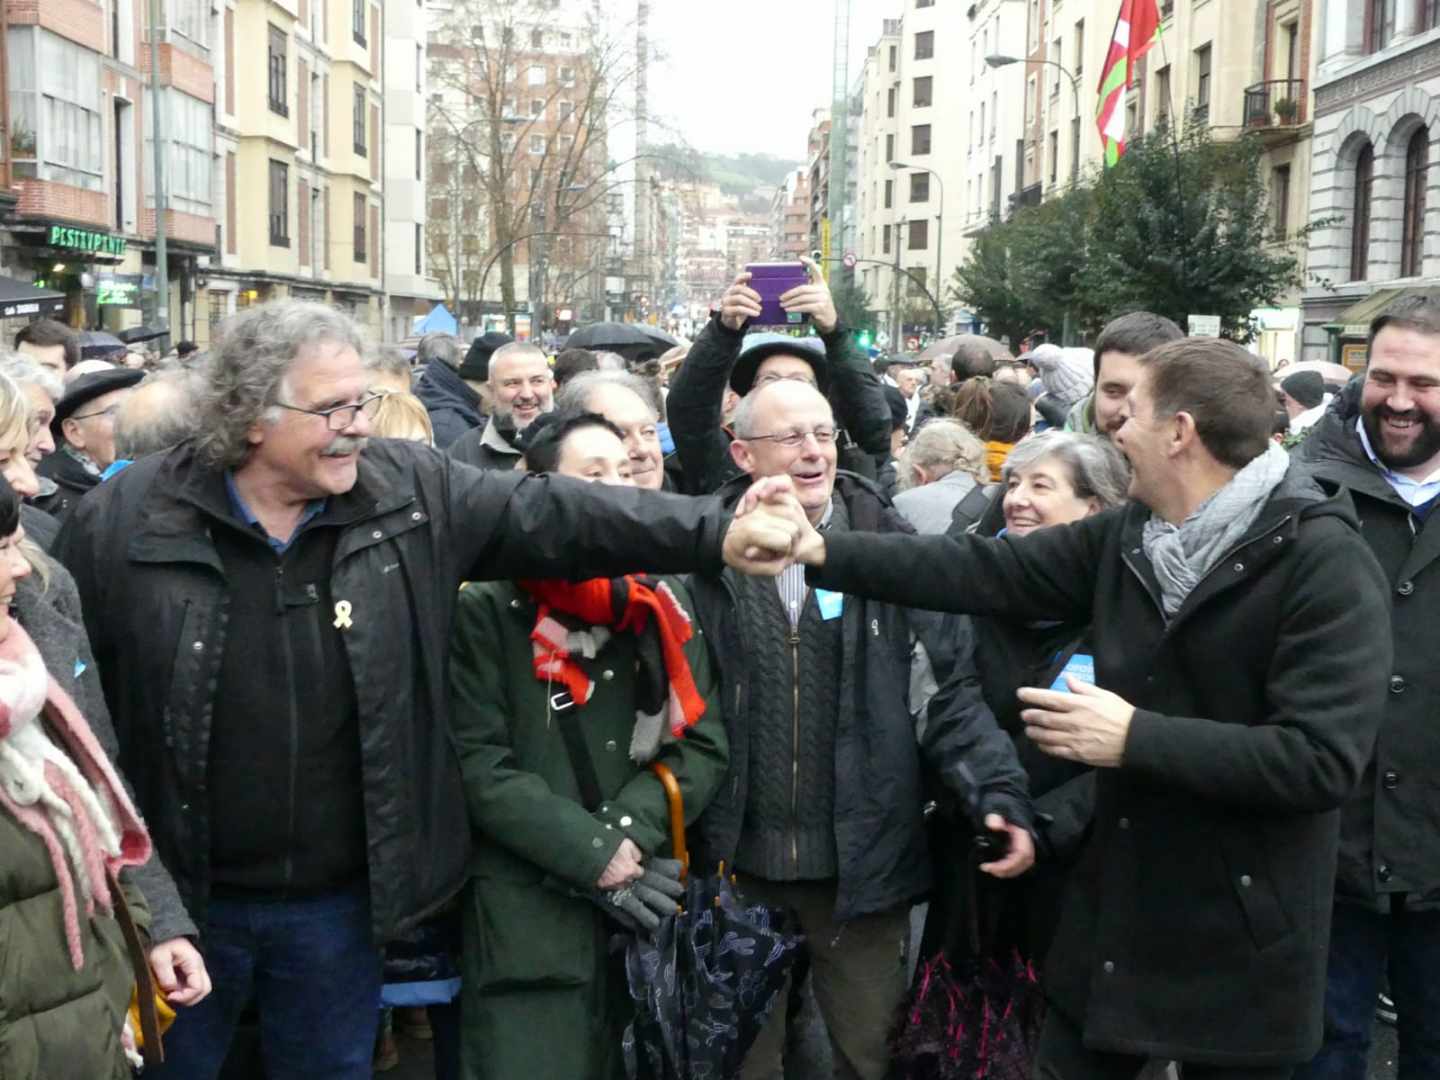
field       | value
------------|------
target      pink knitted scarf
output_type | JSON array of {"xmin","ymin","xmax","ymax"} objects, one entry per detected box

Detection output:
[{"xmin": 0, "ymin": 617, "xmax": 150, "ymax": 969}]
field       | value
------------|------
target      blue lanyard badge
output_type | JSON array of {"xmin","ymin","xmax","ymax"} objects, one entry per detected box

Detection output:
[
  {"xmin": 1050, "ymin": 652, "xmax": 1095, "ymax": 691},
  {"xmin": 814, "ymin": 589, "xmax": 845, "ymax": 621}
]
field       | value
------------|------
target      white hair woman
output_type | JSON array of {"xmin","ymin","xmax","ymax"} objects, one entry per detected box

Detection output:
[{"xmin": 892, "ymin": 419, "xmax": 989, "ymax": 534}]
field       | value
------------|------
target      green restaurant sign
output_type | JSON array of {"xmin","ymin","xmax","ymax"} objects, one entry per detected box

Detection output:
[{"xmin": 47, "ymin": 224, "xmax": 127, "ymax": 257}]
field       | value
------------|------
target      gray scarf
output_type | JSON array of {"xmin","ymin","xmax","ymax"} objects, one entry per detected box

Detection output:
[{"xmin": 1141, "ymin": 443, "xmax": 1291, "ymax": 618}]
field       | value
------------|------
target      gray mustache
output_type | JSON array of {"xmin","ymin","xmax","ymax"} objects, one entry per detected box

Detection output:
[{"xmin": 322, "ymin": 436, "xmax": 368, "ymax": 457}]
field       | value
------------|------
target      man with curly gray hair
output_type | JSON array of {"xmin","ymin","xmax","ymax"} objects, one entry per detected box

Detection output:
[{"xmin": 54, "ymin": 298, "xmax": 783, "ymax": 1080}]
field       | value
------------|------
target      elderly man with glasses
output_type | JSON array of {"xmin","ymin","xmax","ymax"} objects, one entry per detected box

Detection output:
[
  {"xmin": 684, "ymin": 376, "xmax": 1035, "ymax": 1080},
  {"xmin": 36, "ymin": 366, "xmax": 144, "ymax": 522},
  {"xmin": 666, "ymin": 257, "xmax": 894, "ymax": 495}
]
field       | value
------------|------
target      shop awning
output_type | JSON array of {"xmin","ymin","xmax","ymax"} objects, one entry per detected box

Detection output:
[
  {"xmin": 0, "ymin": 275, "xmax": 64, "ymax": 320},
  {"xmin": 1324, "ymin": 287, "xmax": 1440, "ymax": 337}
]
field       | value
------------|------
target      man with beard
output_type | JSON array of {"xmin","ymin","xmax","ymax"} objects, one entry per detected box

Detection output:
[
  {"xmin": 53, "ymin": 299, "xmax": 794, "ymax": 1079},
  {"xmin": 1066, "ymin": 312, "xmax": 1183, "ymax": 438},
  {"xmin": 1294, "ymin": 296, "xmax": 1440, "ymax": 1080},
  {"xmin": 447, "ymin": 342, "xmax": 554, "ymax": 471}
]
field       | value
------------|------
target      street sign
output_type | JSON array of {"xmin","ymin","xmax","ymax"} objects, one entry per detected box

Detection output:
[
  {"xmin": 875, "ymin": 331, "xmax": 891, "ymax": 348},
  {"xmin": 1188, "ymin": 314, "xmax": 1221, "ymax": 338},
  {"xmin": 842, "ymin": 251, "xmax": 857, "ymax": 270}
]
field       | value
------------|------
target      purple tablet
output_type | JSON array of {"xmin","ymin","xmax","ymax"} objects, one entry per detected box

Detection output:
[{"xmin": 746, "ymin": 262, "xmax": 811, "ymax": 326}]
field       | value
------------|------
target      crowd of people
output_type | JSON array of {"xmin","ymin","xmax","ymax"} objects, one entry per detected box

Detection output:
[{"xmin": 1, "ymin": 257, "xmax": 1434, "ymax": 1080}]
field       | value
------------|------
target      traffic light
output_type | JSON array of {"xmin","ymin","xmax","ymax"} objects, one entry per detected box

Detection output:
[{"xmin": 856, "ymin": 329, "xmax": 872, "ymax": 349}]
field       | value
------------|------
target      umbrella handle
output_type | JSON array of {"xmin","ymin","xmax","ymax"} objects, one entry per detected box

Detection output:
[{"xmin": 651, "ymin": 762, "xmax": 688, "ymax": 880}]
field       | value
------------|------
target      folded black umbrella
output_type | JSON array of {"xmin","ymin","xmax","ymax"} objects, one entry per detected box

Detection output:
[
  {"xmin": 623, "ymin": 868, "xmax": 804, "ymax": 1080},
  {"xmin": 118, "ymin": 325, "xmax": 168, "ymax": 344}
]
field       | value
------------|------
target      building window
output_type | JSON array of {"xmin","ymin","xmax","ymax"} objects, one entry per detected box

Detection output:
[
  {"xmin": 916, "ymin": 0, "xmax": 934, "ymax": 7},
  {"xmin": 884, "ymin": 179, "xmax": 893, "ymax": 209},
  {"xmin": 1025, "ymin": 76, "xmax": 1036, "ymax": 123},
  {"xmin": 352, "ymin": 0, "xmax": 367, "ymax": 45},
  {"xmin": 1048, "ymin": 130, "xmax": 1059, "ymax": 184},
  {"xmin": 1156, "ymin": 65, "xmax": 1171, "ymax": 121},
  {"xmin": 559, "ymin": 65, "xmax": 575, "ymax": 87},
  {"xmin": 885, "ymin": 133, "xmax": 895, "ymax": 162},
  {"xmin": 530, "ymin": 134, "xmax": 546, "ymax": 154},
  {"xmin": 354, "ymin": 193, "xmax": 367, "ymax": 262},
  {"xmin": 1426, "ymin": 0, "xmax": 1440, "ymax": 30},
  {"xmin": 1074, "ymin": 19, "xmax": 1085, "ymax": 76},
  {"xmin": 1351, "ymin": 143, "xmax": 1373, "ymax": 281},
  {"xmin": 1194, "ymin": 44, "xmax": 1212, "ymax": 119},
  {"xmin": 1051, "ymin": 39, "xmax": 1062, "ymax": 95},
  {"xmin": 415, "ymin": 128, "xmax": 423, "ymax": 179},
  {"xmin": 911, "ymin": 124, "xmax": 931, "ymax": 155},
  {"xmin": 882, "ymin": 224, "xmax": 891, "ymax": 254},
  {"xmin": 8, "ymin": 28, "xmax": 105, "ymax": 190},
  {"xmin": 910, "ymin": 172, "xmax": 929, "ymax": 202},
  {"xmin": 559, "ymin": 100, "xmax": 573, "ymax": 121},
  {"xmin": 416, "ymin": 43, "xmax": 423, "ymax": 92},
  {"xmin": 1369, "ymin": 0, "xmax": 1396, "ymax": 51},
  {"xmin": 887, "ymin": 87, "xmax": 896, "ymax": 118},
  {"xmin": 1402, "ymin": 126, "xmax": 1429, "ymax": 277},
  {"xmin": 147, "ymin": 90, "xmax": 213, "ymax": 216},
  {"xmin": 268, "ymin": 25, "xmax": 288, "ymax": 115},
  {"xmin": 353, "ymin": 84, "xmax": 367, "ymax": 154},
  {"xmin": 530, "ymin": 98, "xmax": 545, "ymax": 118},
  {"xmin": 1271, "ymin": 164, "xmax": 1290, "ymax": 236},
  {"xmin": 914, "ymin": 31, "xmax": 934, "ymax": 60},
  {"xmin": 415, "ymin": 223, "xmax": 424, "ymax": 275},
  {"xmin": 529, "ymin": 65, "xmax": 547, "ymax": 86},
  {"xmin": 173, "ymin": 0, "xmax": 210, "ymax": 48},
  {"xmin": 1070, "ymin": 116, "xmax": 1081, "ymax": 174},
  {"xmin": 913, "ymin": 76, "xmax": 932, "ymax": 108},
  {"xmin": 531, "ymin": 27, "xmax": 544, "ymax": 48},
  {"xmin": 888, "ymin": 44, "xmax": 897, "ymax": 72},
  {"xmin": 269, "ymin": 160, "xmax": 289, "ymax": 246},
  {"xmin": 909, "ymin": 219, "xmax": 928, "ymax": 250}
]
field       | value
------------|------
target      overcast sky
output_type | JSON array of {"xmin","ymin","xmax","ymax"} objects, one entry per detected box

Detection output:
[{"xmin": 646, "ymin": 0, "xmax": 901, "ymax": 162}]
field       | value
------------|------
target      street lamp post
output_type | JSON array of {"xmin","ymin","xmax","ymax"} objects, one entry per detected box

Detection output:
[
  {"xmin": 889, "ymin": 160, "xmax": 944, "ymax": 335},
  {"xmin": 985, "ymin": 54, "xmax": 1082, "ymax": 183}
]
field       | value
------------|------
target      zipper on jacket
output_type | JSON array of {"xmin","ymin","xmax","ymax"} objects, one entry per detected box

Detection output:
[
  {"xmin": 275, "ymin": 563, "xmax": 300, "ymax": 893},
  {"xmin": 789, "ymin": 627, "xmax": 801, "ymax": 874}
]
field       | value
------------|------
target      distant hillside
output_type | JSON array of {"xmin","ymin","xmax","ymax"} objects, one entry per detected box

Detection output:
[{"xmin": 648, "ymin": 144, "xmax": 803, "ymax": 198}]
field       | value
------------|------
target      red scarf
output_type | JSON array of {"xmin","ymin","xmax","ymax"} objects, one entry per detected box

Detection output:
[{"xmin": 518, "ymin": 576, "xmax": 707, "ymax": 737}]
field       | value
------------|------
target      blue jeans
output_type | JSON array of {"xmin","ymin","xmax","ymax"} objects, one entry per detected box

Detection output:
[
  {"xmin": 1295, "ymin": 901, "xmax": 1440, "ymax": 1080},
  {"xmin": 149, "ymin": 887, "xmax": 383, "ymax": 1080}
]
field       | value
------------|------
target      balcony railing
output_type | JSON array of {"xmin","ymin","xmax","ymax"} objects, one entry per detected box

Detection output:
[{"xmin": 1243, "ymin": 78, "xmax": 1306, "ymax": 128}]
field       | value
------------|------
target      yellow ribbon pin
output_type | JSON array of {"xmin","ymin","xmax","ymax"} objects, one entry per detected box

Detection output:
[{"xmin": 333, "ymin": 600, "xmax": 354, "ymax": 630}]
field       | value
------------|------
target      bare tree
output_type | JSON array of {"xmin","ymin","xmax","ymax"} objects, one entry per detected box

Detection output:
[{"xmin": 427, "ymin": 0, "xmax": 649, "ymax": 333}]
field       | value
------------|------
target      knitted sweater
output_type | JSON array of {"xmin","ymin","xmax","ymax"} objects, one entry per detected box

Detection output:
[{"xmin": 731, "ymin": 502, "xmax": 847, "ymax": 881}]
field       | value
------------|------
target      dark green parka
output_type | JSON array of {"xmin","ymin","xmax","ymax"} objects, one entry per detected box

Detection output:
[{"xmin": 450, "ymin": 577, "xmax": 728, "ymax": 1080}]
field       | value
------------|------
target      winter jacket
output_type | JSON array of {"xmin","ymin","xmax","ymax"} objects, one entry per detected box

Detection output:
[
  {"xmin": 689, "ymin": 472, "xmax": 1033, "ymax": 923},
  {"xmin": 807, "ymin": 472, "xmax": 1392, "ymax": 1066},
  {"xmin": 20, "ymin": 503, "xmax": 59, "ymax": 552},
  {"xmin": 447, "ymin": 417, "xmax": 524, "ymax": 472},
  {"xmin": 414, "ymin": 358, "xmax": 485, "ymax": 450},
  {"xmin": 449, "ymin": 577, "xmax": 727, "ymax": 1079},
  {"xmin": 666, "ymin": 315, "xmax": 894, "ymax": 495},
  {"xmin": 893, "ymin": 469, "xmax": 981, "ymax": 536},
  {"xmin": 34, "ymin": 446, "xmax": 98, "ymax": 523},
  {"xmin": 54, "ymin": 438, "xmax": 735, "ymax": 944},
  {"xmin": 13, "ymin": 563, "xmax": 195, "ymax": 942},
  {"xmin": 0, "ymin": 804, "xmax": 148, "ymax": 1080},
  {"xmin": 1297, "ymin": 398, "xmax": 1440, "ymax": 912}
]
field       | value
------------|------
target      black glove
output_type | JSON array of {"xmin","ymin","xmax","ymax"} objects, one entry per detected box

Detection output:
[{"xmin": 593, "ymin": 858, "xmax": 686, "ymax": 933}]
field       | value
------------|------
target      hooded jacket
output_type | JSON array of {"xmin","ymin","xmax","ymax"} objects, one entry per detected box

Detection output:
[
  {"xmin": 54, "ymin": 438, "xmax": 734, "ymax": 943},
  {"xmin": 1296, "ymin": 384, "xmax": 1440, "ymax": 912},
  {"xmin": 807, "ymin": 472, "xmax": 1392, "ymax": 1066},
  {"xmin": 687, "ymin": 471, "xmax": 1033, "ymax": 923},
  {"xmin": 414, "ymin": 358, "xmax": 485, "ymax": 450}
]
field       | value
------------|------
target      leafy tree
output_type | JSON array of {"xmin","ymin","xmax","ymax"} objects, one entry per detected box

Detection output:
[
  {"xmin": 830, "ymin": 270, "xmax": 878, "ymax": 335},
  {"xmin": 950, "ymin": 119, "xmax": 1316, "ymax": 344}
]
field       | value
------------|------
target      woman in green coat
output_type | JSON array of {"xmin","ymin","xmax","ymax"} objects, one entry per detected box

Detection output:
[{"xmin": 450, "ymin": 412, "xmax": 729, "ymax": 1080}]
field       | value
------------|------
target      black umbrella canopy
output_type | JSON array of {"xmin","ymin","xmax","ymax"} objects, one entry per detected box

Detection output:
[
  {"xmin": 638, "ymin": 325, "xmax": 680, "ymax": 349},
  {"xmin": 78, "ymin": 330, "xmax": 126, "ymax": 359},
  {"xmin": 564, "ymin": 322, "xmax": 657, "ymax": 351},
  {"xmin": 118, "ymin": 325, "xmax": 169, "ymax": 344}
]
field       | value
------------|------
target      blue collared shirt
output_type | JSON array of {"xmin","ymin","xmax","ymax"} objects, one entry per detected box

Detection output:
[
  {"xmin": 1355, "ymin": 417, "xmax": 1440, "ymax": 508},
  {"xmin": 224, "ymin": 470, "xmax": 327, "ymax": 554}
]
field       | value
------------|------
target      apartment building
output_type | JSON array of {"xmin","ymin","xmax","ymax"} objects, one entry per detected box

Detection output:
[
  {"xmin": 769, "ymin": 168, "xmax": 810, "ymax": 259},
  {"xmin": 2, "ymin": 0, "xmax": 218, "ymax": 341},
  {"xmin": 1302, "ymin": 0, "xmax": 1440, "ymax": 365}
]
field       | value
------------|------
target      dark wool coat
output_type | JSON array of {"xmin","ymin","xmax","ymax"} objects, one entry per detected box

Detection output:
[
  {"xmin": 449, "ymin": 577, "xmax": 727, "ymax": 1080},
  {"xmin": 54, "ymin": 438, "xmax": 734, "ymax": 944},
  {"xmin": 808, "ymin": 472, "xmax": 1392, "ymax": 1066},
  {"xmin": 1298, "ymin": 399, "xmax": 1440, "ymax": 912}
]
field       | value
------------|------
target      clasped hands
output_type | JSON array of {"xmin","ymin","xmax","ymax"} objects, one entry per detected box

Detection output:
[{"xmin": 721, "ymin": 476, "xmax": 822, "ymax": 576}]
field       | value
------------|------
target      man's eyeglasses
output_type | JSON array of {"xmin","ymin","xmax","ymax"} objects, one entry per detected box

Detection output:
[
  {"xmin": 741, "ymin": 425, "xmax": 837, "ymax": 449},
  {"xmin": 276, "ymin": 392, "xmax": 385, "ymax": 432},
  {"xmin": 71, "ymin": 405, "xmax": 121, "ymax": 422},
  {"xmin": 754, "ymin": 372, "xmax": 818, "ymax": 389}
]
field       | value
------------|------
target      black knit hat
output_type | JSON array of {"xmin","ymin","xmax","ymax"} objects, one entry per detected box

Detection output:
[
  {"xmin": 1281, "ymin": 370, "xmax": 1325, "ymax": 410},
  {"xmin": 458, "ymin": 332, "xmax": 514, "ymax": 382}
]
